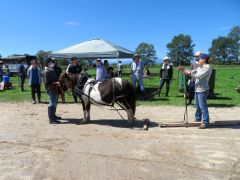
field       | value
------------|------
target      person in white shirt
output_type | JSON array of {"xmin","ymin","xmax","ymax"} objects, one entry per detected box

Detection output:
[
  {"xmin": 117, "ymin": 61, "xmax": 123, "ymax": 77},
  {"xmin": 131, "ymin": 54, "xmax": 144, "ymax": 92}
]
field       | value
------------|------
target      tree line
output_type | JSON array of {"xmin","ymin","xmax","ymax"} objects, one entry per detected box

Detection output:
[
  {"xmin": 1, "ymin": 26, "xmax": 239, "ymax": 66},
  {"xmin": 136, "ymin": 25, "xmax": 239, "ymax": 66}
]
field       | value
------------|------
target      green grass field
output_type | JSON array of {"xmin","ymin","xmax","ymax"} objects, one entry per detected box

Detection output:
[{"xmin": 0, "ymin": 64, "xmax": 239, "ymax": 107}]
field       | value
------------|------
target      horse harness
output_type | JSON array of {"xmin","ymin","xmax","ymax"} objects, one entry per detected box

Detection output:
[{"xmin": 74, "ymin": 77, "xmax": 127, "ymax": 120}]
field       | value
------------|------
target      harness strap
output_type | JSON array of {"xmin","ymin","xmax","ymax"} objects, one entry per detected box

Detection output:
[
  {"xmin": 112, "ymin": 78, "xmax": 115, "ymax": 107},
  {"xmin": 74, "ymin": 77, "xmax": 128, "ymax": 120}
]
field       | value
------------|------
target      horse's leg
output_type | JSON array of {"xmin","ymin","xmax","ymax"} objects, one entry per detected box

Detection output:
[
  {"xmin": 118, "ymin": 101, "xmax": 135, "ymax": 127},
  {"xmin": 62, "ymin": 93, "xmax": 65, "ymax": 103},
  {"xmin": 81, "ymin": 97, "xmax": 91, "ymax": 123},
  {"xmin": 127, "ymin": 108, "xmax": 135, "ymax": 127},
  {"xmin": 85, "ymin": 102, "xmax": 91, "ymax": 122},
  {"xmin": 60, "ymin": 88, "xmax": 65, "ymax": 103},
  {"xmin": 81, "ymin": 98, "xmax": 87, "ymax": 122}
]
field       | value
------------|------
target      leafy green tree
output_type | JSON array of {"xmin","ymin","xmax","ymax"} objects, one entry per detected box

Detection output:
[
  {"xmin": 208, "ymin": 36, "xmax": 232, "ymax": 63},
  {"xmin": 228, "ymin": 26, "xmax": 240, "ymax": 63},
  {"xmin": 36, "ymin": 50, "xmax": 52, "ymax": 66},
  {"xmin": 167, "ymin": 34, "xmax": 195, "ymax": 65},
  {"xmin": 135, "ymin": 42, "xmax": 157, "ymax": 66}
]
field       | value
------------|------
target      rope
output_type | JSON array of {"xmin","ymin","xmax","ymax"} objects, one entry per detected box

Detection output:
[{"xmin": 140, "ymin": 90, "xmax": 160, "ymax": 101}]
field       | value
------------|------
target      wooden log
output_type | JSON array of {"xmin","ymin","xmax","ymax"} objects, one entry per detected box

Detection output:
[
  {"xmin": 159, "ymin": 120, "xmax": 240, "ymax": 128},
  {"xmin": 159, "ymin": 122, "xmax": 201, "ymax": 128}
]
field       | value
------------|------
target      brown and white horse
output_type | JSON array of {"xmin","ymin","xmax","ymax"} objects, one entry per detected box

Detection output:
[{"xmin": 60, "ymin": 72, "xmax": 136, "ymax": 126}]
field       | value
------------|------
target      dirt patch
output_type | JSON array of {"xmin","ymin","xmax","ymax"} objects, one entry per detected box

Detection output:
[{"xmin": 0, "ymin": 102, "xmax": 239, "ymax": 179}]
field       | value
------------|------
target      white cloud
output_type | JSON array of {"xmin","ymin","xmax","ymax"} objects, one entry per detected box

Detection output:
[{"xmin": 65, "ymin": 21, "xmax": 80, "ymax": 26}]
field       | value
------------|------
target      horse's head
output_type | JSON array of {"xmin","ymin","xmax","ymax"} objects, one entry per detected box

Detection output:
[
  {"xmin": 59, "ymin": 73, "xmax": 72, "ymax": 92},
  {"xmin": 75, "ymin": 71, "xmax": 89, "ymax": 90}
]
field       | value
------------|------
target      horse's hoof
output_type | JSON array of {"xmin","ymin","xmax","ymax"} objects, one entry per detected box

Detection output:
[
  {"xmin": 80, "ymin": 120, "xmax": 91, "ymax": 124},
  {"xmin": 128, "ymin": 121, "xmax": 135, "ymax": 128}
]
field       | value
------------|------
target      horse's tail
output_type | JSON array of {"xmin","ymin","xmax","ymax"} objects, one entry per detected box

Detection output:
[{"xmin": 127, "ymin": 81, "xmax": 136, "ymax": 115}]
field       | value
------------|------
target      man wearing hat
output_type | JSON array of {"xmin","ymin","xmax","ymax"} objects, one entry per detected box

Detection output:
[
  {"xmin": 131, "ymin": 54, "xmax": 145, "ymax": 93},
  {"xmin": 43, "ymin": 57, "xmax": 61, "ymax": 124},
  {"xmin": 95, "ymin": 58, "xmax": 106, "ymax": 81},
  {"xmin": 66, "ymin": 57, "xmax": 82, "ymax": 102},
  {"xmin": 178, "ymin": 53, "xmax": 212, "ymax": 129},
  {"xmin": 187, "ymin": 51, "xmax": 202, "ymax": 104},
  {"xmin": 158, "ymin": 56, "xmax": 173, "ymax": 97},
  {"xmin": 66, "ymin": 57, "xmax": 82, "ymax": 74}
]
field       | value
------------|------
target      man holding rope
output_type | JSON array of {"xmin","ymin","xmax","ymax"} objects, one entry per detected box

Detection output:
[
  {"xmin": 178, "ymin": 53, "xmax": 212, "ymax": 129},
  {"xmin": 43, "ymin": 57, "xmax": 62, "ymax": 124}
]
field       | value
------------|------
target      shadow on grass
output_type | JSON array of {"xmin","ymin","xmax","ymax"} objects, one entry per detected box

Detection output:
[
  {"xmin": 209, "ymin": 96, "xmax": 232, "ymax": 100},
  {"xmin": 142, "ymin": 97, "xmax": 169, "ymax": 102}
]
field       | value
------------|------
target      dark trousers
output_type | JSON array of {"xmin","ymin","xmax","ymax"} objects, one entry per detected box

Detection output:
[
  {"xmin": 0, "ymin": 75, "xmax": 2, "ymax": 82},
  {"xmin": 118, "ymin": 70, "xmax": 122, "ymax": 78},
  {"xmin": 72, "ymin": 80, "xmax": 78, "ymax": 102},
  {"xmin": 159, "ymin": 78, "xmax": 171, "ymax": 96},
  {"xmin": 19, "ymin": 76, "xmax": 25, "ymax": 91},
  {"xmin": 31, "ymin": 84, "xmax": 41, "ymax": 101},
  {"xmin": 188, "ymin": 82, "xmax": 195, "ymax": 104}
]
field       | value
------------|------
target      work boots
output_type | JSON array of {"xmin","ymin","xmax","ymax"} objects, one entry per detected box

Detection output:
[
  {"xmin": 53, "ymin": 106, "xmax": 62, "ymax": 120},
  {"xmin": 48, "ymin": 106, "xmax": 60, "ymax": 124}
]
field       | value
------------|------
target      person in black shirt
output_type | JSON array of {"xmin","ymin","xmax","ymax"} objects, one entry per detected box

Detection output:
[
  {"xmin": 18, "ymin": 60, "xmax": 26, "ymax": 91},
  {"xmin": 66, "ymin": 57, "xmax": 82, "ymax": 102},
  {"xmin": 53, "ymin": 61, "xmax": 62, "ymax": 79},
  {"xmin": 158, "ymin": 57, "xmax": 173, "ymax": 97},
  {"xmin": 43, "ymin": 57, "xmax": 61, "ymax": 124}
]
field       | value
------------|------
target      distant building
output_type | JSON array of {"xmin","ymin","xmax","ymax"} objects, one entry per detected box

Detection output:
[{"xmin": 1, "ymin": 55, "xmax": 37, "ymax": 75}]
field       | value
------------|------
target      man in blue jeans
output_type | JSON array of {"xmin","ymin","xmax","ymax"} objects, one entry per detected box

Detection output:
[
  {"xmin": 43, "ymin": 57, "xmax": 61, "ymax": 124},
  {"xmin": 131, "ymin": 54, "xmax": 145, "ymax": 92},
  {"xmin": 178, "ymin": 53, "xmax": 212, "ymax": 129}
]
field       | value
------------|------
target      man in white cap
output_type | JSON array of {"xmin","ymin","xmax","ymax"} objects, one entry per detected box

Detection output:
[
  {"xmin": 95, "ymin": 58, "xmax": 106, "ymax": 81},
  {"xmin": 187, "ymin": 51, "xmax": 202, "ymax": 104},
  {"xmin": 158, "ymin": 56, "xmax": 173, "ymax": 97},
  {"xmin": 130, "ymin": 54, "xmax": 145, "ymax": 94},
  {"xmin": 195, "ymin": 51, "xmax": 202, "ymax": 57}
]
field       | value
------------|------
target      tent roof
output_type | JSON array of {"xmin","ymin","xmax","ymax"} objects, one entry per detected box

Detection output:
[{"xmin": 51, "ymin": 38, "xmax": 134, "ymax": 59}]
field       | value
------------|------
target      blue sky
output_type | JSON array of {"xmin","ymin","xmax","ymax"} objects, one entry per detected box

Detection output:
[{"xmin": 0, "ymin": 0, "xmax": 239, "ymax": 59}]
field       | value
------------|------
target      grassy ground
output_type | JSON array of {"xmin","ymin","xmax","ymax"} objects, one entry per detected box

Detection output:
[{"xmin": 0, "ymin": 64, "xmax": 240, "ymax": 106}]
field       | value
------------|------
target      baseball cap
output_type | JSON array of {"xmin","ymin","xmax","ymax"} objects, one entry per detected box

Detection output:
[
  {"xmin": 133, "ymin": 54, "xmax": 140, "ymax": 59},
  {"xmin": 194, "ymin": 51, "xmax": 202, "ymax": 57},
  {"xmin": 199, "ymin": 54, "xmax": 209, "ymax": 60},
  {"xmin": 163, "ymin": 56, "xmax": 170, "ymax": 61}
]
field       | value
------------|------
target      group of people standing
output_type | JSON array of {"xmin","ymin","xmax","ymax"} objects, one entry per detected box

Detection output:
[
  {"xmin": 130, "ymin": 52, "xmax": 212, "ymax": 129},
  {"xmin": 16, "ymin": 60, "xmax": 42, "ymax": 104},
  {"xmin": 12, "ymin": 53, "xmax": 212, "ymax": 128},
  {"xmin": 130, "ymin": 54, "xmax": 173, "ymax": 98}
]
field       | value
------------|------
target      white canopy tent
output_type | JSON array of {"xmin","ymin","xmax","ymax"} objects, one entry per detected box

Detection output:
[{"xmin": 51, "ymin": 38, "xmax": 134, "ymax": 59}]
